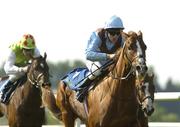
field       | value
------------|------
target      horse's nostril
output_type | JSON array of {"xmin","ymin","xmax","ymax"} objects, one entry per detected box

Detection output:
[
  {"xmin": 144, "ymin": 66, "xmax": 148, "ymax": 72},
  {"xmin": 136, "ymin": 65, "xmax": 141, "ymax": 71},
  {"xmin": 147, "ymin": 108, "xmax": 155, "ymax": 116},
  {"xmin": 151, "ymin": 107, "xmax": 155, "ymax": 113}
]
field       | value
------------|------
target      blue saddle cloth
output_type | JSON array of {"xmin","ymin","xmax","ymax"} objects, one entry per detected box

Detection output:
[
  {"xmin": 0, "ymin": 76, "xmax": 27, "ymax": 94},
  {"xmin": 61, "ymin": 68, "xmax": 90, "ymax": 91}
]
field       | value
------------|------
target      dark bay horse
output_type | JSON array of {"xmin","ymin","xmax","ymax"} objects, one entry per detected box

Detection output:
[
  {"xmin": 0, "ymin": 53, "xmax": 52, "ymax": 127},
  {"xmin": 136, "ymin": 72, "xmax": 155, "ymax": 127},
  {"xmin": 56, "ymin": 31, "xmax": 148, "ymax": 127},
  {"xmin": 136, "ymin": 72, "xmax": 155, "ymax": 117}
]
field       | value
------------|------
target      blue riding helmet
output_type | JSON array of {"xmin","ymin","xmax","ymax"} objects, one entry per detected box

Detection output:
[{"xmin": 104, "ymin": 15, "xmax": 124, "ymax": 29}]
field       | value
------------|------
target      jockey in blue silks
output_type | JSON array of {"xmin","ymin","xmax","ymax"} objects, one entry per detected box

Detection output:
[{"xmin": 76, "ymin": 15, "xmax": 126, "ymax": 101}]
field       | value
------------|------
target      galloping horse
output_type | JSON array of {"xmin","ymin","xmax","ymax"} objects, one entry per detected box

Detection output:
[
  {"xmin": 0, "ymin": 53, "xmax": 50, "ymax": 127},
  {"xmin": 56, "ymin": 31, "xmax": 148, "ymax": 127},
  {"xmin": 136, "ymin": 72, "xmax": 155, "ymax": 127},
  {"xmin": 136, "ymin": 72, "xmax": 155, "ymax": 117}
]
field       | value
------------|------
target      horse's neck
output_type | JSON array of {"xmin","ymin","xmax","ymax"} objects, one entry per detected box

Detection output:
[
  {"xmin": 23, "ymin": 81, "xmax": 42, "ymax": 105},
  {"xmin": 110, "ymin": 50, "xmax": 136, "ymax": 98}
]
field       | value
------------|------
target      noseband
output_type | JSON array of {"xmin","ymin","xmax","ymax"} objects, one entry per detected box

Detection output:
[
  {"xmin": 136, "ymin": 80, "xmax": 154, "ymax": 106},
  {"xmin": 110, "ymin": 42, "xmax": 140, "ymax": 80},
  {"xmin": 28, "ymin": 72, "xmax": 44, "ymax": 88}
]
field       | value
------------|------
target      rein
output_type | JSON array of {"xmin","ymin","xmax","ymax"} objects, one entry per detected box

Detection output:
[
  {"xmin": 109, "ymin": 47, "xmax": 138, "ymax": 80},
  {"xmin": 27, "ymin": 72, "xmax": 43, "ymax": 88},
  {"xmin": 136, "ymin": 79, "xmax": 154, "ymax": 106}
]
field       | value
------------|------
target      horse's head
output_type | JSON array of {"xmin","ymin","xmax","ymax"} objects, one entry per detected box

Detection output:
[
  {"xmin": 118, "ymin": 31, "xmax": 148, "ymax": 80},
  {"xmin": 136, "ymin": 73, "xmax": 155, "ymax": 117},
  {"xmin": 27, "ymin": 53, "xmax": 51, "ymax": 88}
]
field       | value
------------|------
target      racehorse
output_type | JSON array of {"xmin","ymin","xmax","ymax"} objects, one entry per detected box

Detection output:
[
  {"xmin": 56, "ymin": 31, "xmax": 148, "ymax": 127},
  {"xmin": 136, "ymin": 72, "xmax": 155, "ymax": 117},
  {"xmin": 0, "ymin": 53, "xmax": 51, "ymax": 127},
  {"xmin": 136, "ymin": 72, "xmax": 155, "ymax": 127}
]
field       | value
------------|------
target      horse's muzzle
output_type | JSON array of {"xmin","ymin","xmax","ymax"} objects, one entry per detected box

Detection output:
[
  {"xmin": 144, "ymin": 107, "xmax": 155, "ymax": 117},
  {"xmin": 136, "ymin": 64, "xmax": 148, "ymax": 75}
]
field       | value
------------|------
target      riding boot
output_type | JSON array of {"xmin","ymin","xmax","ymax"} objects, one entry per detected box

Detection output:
[
  {"xmin": 0, "ymin": 80, "xmax": 13, "ymax": 104},
  {"xmin": 76, "ymin": 68, "xmax": 108, "ymax": 102},
  {"xmin": 76, "ymin": 78, "xmax": 92, "ymax": 102}
]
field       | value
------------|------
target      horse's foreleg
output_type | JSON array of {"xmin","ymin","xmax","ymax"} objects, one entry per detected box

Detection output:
[
  {"xmin": 57, "ymin": 81, "xmax": 76, "ymax": 127},
  {"xmin": 62, "ymin": 111, "xmax": 76, "ymax": 127},
  {"xmin": 0, "ymin": 104, "xmax": 4, "ymax": 117},
  {"xmin": 41, "ymin": 86, "xmax": 62, "ymax": 120}
]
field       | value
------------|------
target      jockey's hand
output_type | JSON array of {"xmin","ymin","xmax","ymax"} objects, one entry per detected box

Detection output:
[
  {"xmin": 20, "ymin": 66, "xmax": 29, "ymax": 73},
  {"xmin": 107, "ymin": 54, "xmax": 116, "ymax": 59}
]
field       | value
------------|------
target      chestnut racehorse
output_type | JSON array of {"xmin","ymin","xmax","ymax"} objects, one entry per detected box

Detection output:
[
  {"xmin": 56, "ymin": 31, "xmax": 148, "ymax": 127},
  {"xmin": 0, "ymin": 53, "xmax": 55, "ymax": 127}
]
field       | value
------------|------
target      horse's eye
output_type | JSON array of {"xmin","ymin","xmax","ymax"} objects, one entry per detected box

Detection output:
[
  {"xmin": 128, "ymin": 47, "xmax": 132, "ymax": 50},
  {"xmin": 141, "ymin": 85, "xmax": 146, "ymax": 91},
  {"xmin": 40, "ymin": 63, "xmax": 44, "ymax": 68}
]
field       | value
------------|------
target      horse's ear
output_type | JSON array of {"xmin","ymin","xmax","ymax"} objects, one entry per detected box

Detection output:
[
  {"xmin": 44, "ymin": 52, "xmax": 47, "ymax": 60},
  {"xmin": 137, "ymin": 31, "xmax": 143, "ymax": 38}
]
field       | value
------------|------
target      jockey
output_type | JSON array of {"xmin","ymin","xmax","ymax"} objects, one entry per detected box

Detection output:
[
  {"xmin": 77, "ymin": 15, "xmax": 125, "ymax": 101},
  {"xmin": 0, "ymin": 34, "xmax": 41, "ymax": 104}
]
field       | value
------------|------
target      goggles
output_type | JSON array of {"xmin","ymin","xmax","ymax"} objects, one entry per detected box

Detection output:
[{"xmin": 107, "ymin": 29, "xmax": 120, "ymax": 36}]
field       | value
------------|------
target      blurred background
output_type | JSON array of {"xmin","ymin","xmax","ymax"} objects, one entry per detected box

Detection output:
[{"xmin": 0, "ymin": 0, "xmax": 180, "ymax": 125}]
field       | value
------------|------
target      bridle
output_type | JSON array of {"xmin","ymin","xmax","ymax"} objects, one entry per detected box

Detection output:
[
  {"xmin": 27, "ymin": 72, "xmax": 44, "ymax": 88},
  {"xmin": 136, "ymin": 79, "xmax": 154, "ymax": 107},
  {"xmin": 110, "ymin": 38, "xmax": 144, "ymax": 80},
  {"xmin": 27, "ymin": 57, "xmax": 50, "ymax": 89}
]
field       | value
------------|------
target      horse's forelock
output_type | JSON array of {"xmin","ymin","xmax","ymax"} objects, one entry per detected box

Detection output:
[{"xmin": 128, "ymin": 31, "xmax": 137, "ymax": 38}]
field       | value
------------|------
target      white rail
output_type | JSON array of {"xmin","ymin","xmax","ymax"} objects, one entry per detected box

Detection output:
[
  {"xmin": 154, "ymin": 92, "xmax": 180, "ymax": 101},
  {"xmin": 149, "ymin": 122, "xmax": 180, "ymax": 127}
]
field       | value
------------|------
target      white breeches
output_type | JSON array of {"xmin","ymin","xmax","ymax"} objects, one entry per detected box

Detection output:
[
  {"xmin": 6, "ymin": 72, "xmax": 25, "ymax": 82},
  {"xmin": 85, "ymin": 60, "xmax": 103, "ymax": 80}
]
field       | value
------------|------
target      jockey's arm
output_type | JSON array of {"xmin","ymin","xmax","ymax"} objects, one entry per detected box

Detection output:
[
  {"xmin": 4, "ymin": 50, "xmax": 25, "ymax": 75},
  {"xmin": 85, "ymin": 32, "xmax": 109, "ymax": 62}
]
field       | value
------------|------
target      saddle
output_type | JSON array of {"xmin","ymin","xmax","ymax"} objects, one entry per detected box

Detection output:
[
  {"xmin": 61, "ymin": 67, "xmax": 109, "ymax": 102},
  {"xmin": 0, "ymin": 75, "xmax": 27, "ymax": 104},
  {"xmin": 61, "ymin": 60, "xmax": 114, "ymax": 102}
]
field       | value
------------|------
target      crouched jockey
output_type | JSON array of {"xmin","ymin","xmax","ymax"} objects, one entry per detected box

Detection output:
[
  {"xmin": 0, "ymin": 34, "xmax": 41, "ymax": 104},
  {"xmin": 62, "ymin": 15, "xmax": 125, "ymax": 102},
  {"xmin": 79, "ymin": 15, "xmax": 125, "ymax": 102}
]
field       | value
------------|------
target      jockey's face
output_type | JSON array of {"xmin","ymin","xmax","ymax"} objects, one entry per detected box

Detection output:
[
  {"xmin": 22, "ymin": 48, "xmax": 33, "ymax": 58},
  {"xmin": 107, "ymin": 29, "xmax": 122, "ymax": 43}
]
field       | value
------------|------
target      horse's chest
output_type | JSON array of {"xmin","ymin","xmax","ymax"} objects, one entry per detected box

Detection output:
[{"xmin": 101, "ymin": 100, "xmax": 138, "ymax": 124}]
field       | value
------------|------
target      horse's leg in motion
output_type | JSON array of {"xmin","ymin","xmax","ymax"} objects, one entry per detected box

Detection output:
[
  {"xmin": 56, "ymin": 81, "xmax": 76, "ymax": 127},
  {"xmin": 0, "ymin": 105, "xmax": 4, "ymax": 117},
  {"xmin": 41, "ymin": 86, "xmax": 62, "ymax": 120}
]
